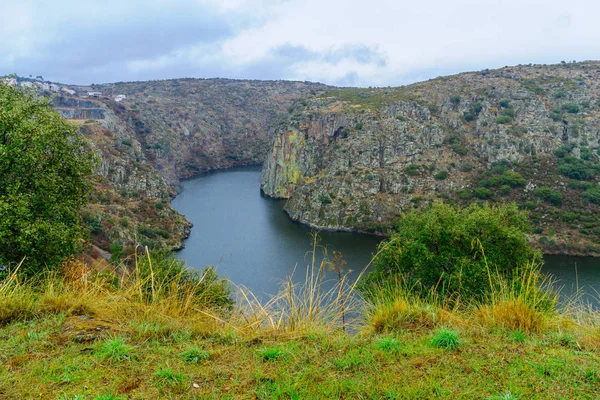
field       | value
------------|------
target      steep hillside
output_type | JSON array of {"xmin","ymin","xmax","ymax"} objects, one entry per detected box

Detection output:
[
  {"xmin": 49, "ymin": 78, "xmax": 327, "ymax": 252},
  {"xmin": 261, "ymin": 61, "xmax": 600, "ymax": 255}
]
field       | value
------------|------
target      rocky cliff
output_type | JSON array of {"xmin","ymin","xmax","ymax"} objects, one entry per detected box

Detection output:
[
  {"xmin": 51, "ymin": 79, "xmax": 325, "ymax": 252},
  {"xmin": 261, "ymin": 62, "xmax": 600, "ymax": 255}
]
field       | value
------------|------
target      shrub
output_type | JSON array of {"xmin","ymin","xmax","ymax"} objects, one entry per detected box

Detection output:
[
  {"xmin": 0, "ymin": 84, "xmax": 96, "ymax": 274},
  {"xmin": 460, "ymin": 162, "xmax": 474, "ymax": 172},
  {"xmin": 557, "ymin": 157, "xmax": 599, "ymax": 180},
  {"xmin": 318, "ymin": 193, "xmax": 333, "ymax": 204},
  {"xmin": 452, "ymin": 143, "xmax": 468, "ymax": 155},
  {"xmin": 457, "ymin": 189, "xmax": 473, "ymax": 199},
  {"xmin": 434, "ymin": 171, "xmax": 448, "ymax": 180},
  {"xmin": 583, "ymin": 187, "xmax": 600, "ymax": 205},
  {"xmin": 474, "ymin": 188, "xmax": 492, "ymax": 199},
  {"xmin": 550, "ymin": 110, "xmax": 562, "ymax": 122},
  {"xmin": 450, "ymin": 95, "xmax": 461, "ymax": 105},
  {"xmin": 363, "ymin": 202, "xmax": 539, "ymax": 301},
  {"xmin": 499, "ymin": 185, "xmax": 511, "ymax": 196},
  {"xmin": 405, "ymin": 163, "xmax": 419, "ymax": 176},
  {"xmin": 499, "ymin": 170, "xmax": 526, "ymax": 187},
  {"xmin": 534, "ymin": 186, "xmax": 563, "ymax": 207},
  {"xmin": 562, "ymin": 103, "xmax": 580, "ymax": 114},
  {"xmin": 496, "ymin": 115, "xmax": 513, "ymax": 124}
]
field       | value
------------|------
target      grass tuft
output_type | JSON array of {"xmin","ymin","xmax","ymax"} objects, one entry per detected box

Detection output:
[
  {"xmin": 477, "ymin": 262, "xmax": 557, "ymax": 333},
  {"xmin": 96, "ymin": 337, "xmax": 133, "ymax": 361},
  {"xmin": 180, "ymin": 346, "xmax": 210, "ymax": 363},
  {"xmin": 374, "ymin": 336, "xmax": 403, "ymax": 353},
  {"xmin": 431, "ymin": 328, "xmax": 460, "ymax": 350},
  {"xmin": 258, "ymin": 346, "xmax": 287, "ymax": 361}
]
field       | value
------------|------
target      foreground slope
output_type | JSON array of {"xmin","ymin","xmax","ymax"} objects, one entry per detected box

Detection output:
[{"xmin": 261, "ymin": 61, "xmax": 600, "ymax": 254}]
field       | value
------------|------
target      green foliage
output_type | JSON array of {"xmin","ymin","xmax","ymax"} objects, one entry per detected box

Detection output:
[
  {"xmin": 431, "ymin": 328, "xmax": 460, "ymax": 350},
  {"xmin": 363, "ymin": 202, "xmax": 539, "ymax": 301},
  {"xmin": 449, "ymin": 95, "xmax": 461, "ymax": 106},
  {"xmin": 549, "ymin": 110, "xmax": 562, "ymax": 122},
  {"xmin": 0, "ymin": 84, "xmax": 96, "ymax": 273},
  {"xmin": 496, "ymin": 115, "xmax": 513, "ymax": 124},
  {"xmin": 154, "ymin": 367, "xmax": 186, "ymax": 387},
  {"xmin": 96, "ymin": 338, "xmax": 133, "ymax": 362},
  {"xmin": 258, "ymin": 347, "xmax": 286, "ymax": 361},
  {"xmin": 109, "ymin": 242, "xmax": 123, "ymax": 264},
  {"xmin": 405, "ymin": 163, "xmax": 419, "ymax": 176},
  {"xmin": 534, "ymin": 186, "xmax": 563, "ymax": 207},
  {"xmin": 583, "ymin": 187, "xmax": 600, "ymax": 205},
  {"xmin": 318, "ymin": 193, "xmax": 333, "ymax": 204},
  {"xmin": 374, "ymin": 337, "xmax": 403, "ymax": 353},
  {"xmin": 561, "ymin": 103, "xmax": 580, "ymax": 114},
  {"xmin": 135, "ymin": 251, "xmax": 233, "ymax": 310},
  {"xmin": 460, "ymin": 162, "xmax": 474, "ymax": 172},
  {"xmin": 434, "ymin": 170, "xmax": 448, "ymax": 180},
  {"xmin": 499, "ymin": 185, "xmax": 511, "ymax": 196},
  {"xmin": 499, "ymin": 170, "xmax": 526, "ymax": 188},
  {"xmin": 474, "ymin": 188, "xmax": 492, "ymax": 199},
  {"xmin": 180, "ymin": 346, "xmax": 210, "ymax": 363},
  {"xmin": 452, "ymin": 143, "xmax": 468, "ymax": 155},
  {"xmin": 557, "ymin": 157, "xmax": 600, "ymax": 180}
]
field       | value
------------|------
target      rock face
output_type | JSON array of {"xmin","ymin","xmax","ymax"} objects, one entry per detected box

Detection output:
[
  {"xmin": 51, "ymin": 78, "xmax": 326, "ymax": 252},
  {"xmin": 261, "ymin": 62, "xmax": 600, "ymax": 254}
]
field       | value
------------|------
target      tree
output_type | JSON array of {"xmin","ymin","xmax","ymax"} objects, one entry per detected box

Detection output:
[
  {"xmin": 0, "ymin": 83, "xmax": 96, "ymax": 273},
  {"xmin": 362, "ymin": 202, "xmax": 540, "ymax": 301}
]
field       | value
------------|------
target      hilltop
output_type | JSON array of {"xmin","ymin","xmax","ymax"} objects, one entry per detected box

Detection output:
[{"xmin": 261, "ymin": 61, "xmax": 600, "ymax": 255}]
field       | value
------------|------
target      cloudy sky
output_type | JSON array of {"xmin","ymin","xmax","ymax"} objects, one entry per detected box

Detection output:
[{"xmin": 1, "ymin": 0, "xmax": 598, "ymax": 86}]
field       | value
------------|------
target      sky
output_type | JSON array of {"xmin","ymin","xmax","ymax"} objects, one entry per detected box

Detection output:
[{"xmin": 1, "ymin": 0, "xmax": 599, "ymax": 87}]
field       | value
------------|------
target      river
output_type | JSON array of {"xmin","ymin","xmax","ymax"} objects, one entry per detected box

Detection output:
[{"xmin": 172, "ymin": 167, "xmax": 600, "ymax": 307}]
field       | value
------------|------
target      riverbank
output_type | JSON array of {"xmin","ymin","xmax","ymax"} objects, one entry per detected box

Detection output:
[{"xmin": 1, "ymin": 254, "xmax": 600, "ymax": 399}]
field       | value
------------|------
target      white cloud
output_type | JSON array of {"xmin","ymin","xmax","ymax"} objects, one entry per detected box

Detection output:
[{"xmin": 1, "ymin": 0, "xmax": 599, "ymax": 85}]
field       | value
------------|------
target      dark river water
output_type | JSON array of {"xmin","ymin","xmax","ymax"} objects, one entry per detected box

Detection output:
[{"xmin": 172, "ymin": 167, "xmax": 600, "ymax": 307}]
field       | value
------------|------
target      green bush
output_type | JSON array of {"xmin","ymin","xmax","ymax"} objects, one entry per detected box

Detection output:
[
  {"xmin": 0, "ymin": 83, "xmax": 96, "ymax": 273},
  {"xmin": 550, "ymin": 110, "xmax": 562, "ymax": 122},
  {"xmin": 496, "ymin": 115, "xmax": 513, "ymax": 124},
  {"xmin": 474, "ymin": 188, "xmax": 493, "ymax": 199},
  {"xmin": 405, "ymin": 164, "xmax": 419, "ymax": 176},
  {"xmin": 457, "ymin": 189, "xmax": 473, "ymax": 199},
  {"xmin": 363, "ymin": 202, "xmax": 539, "ymax": 301},
  {"xmin": 434, "ymin": 171, "xmax": 448, "ymax": 180},
  {"xmin": 499, "ymin": 170, "xmax": 526, "ymax": 188},
  {"xmin": 499, "ymin": 185, "xmax": 511, "ymax": 196},
  {"xmin": 562, "ymin": 103, "xmax": 580, "ymax": 114},
  {"xmin": 452, "ymin": 143, "xmax": 468, "ymax": 155},
  {"xmin": 318, "ymin": 193, "xmax": 333, "ymax": 204},
  {"xmin": 460, "ymin": 162, "xmax": 475, "ymax": 172},
  {"xmin": 583, "ymin": 187, "xmax": 600, "ymax": 205},
  {"xmin": 557, "ymin": 157, "xmax": 600, "ymax": 180},
  {"xmin": 534, "ymin": 186, "xmax": 563, "ymax": 207}
]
